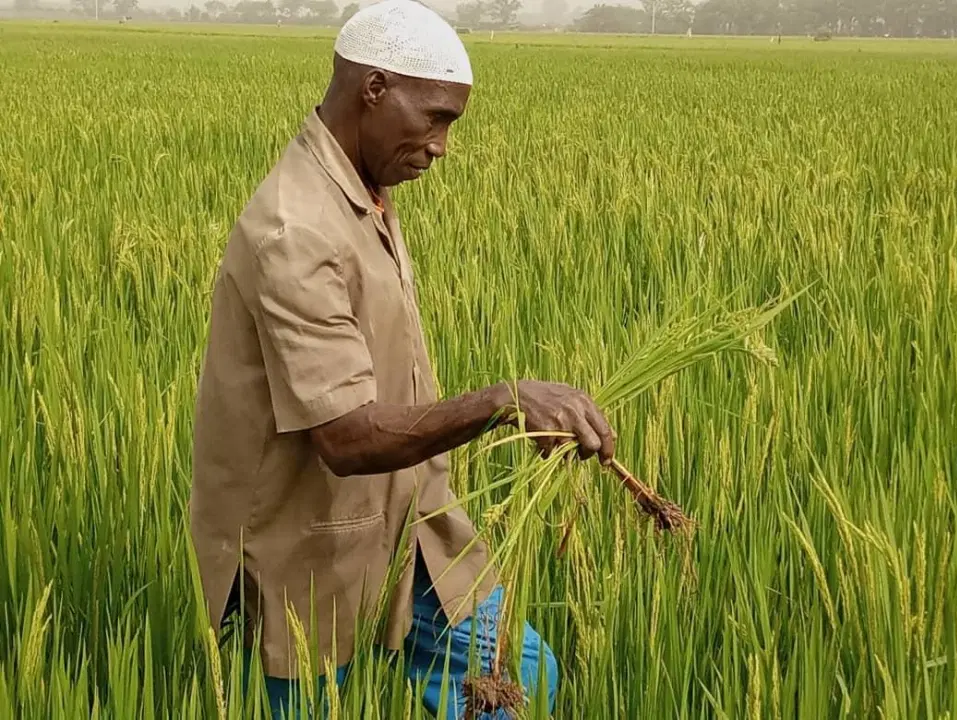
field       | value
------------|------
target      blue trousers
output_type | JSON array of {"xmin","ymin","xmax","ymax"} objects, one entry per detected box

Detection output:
[{"xmin": 241, "ymin": 554, "xmax": 559, "ymax": 719}]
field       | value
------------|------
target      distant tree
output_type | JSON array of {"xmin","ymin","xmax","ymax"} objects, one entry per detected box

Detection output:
[
  {"xmin": 112, "ymin": 0, "xmax": 138, "ymax": 15},
  {"xmin": 165, "ymin": 6, "xmax": 183, "ymax": 18},
  {"xmin": 454, "ymin": 0, "xmax": 521, "ymax": 28},
  {"xmin": 689, "ymin": 0, "xmax": 734, "ymax": 33},
  {"xmin": 652, "ymin": 0, "xmax": 694, "ymax": 33},
  {"xmin": 187, "ymin": 3, "xmax": 202, "ymax": 20},
  {"xmin": 303, "ymin": 0, "xmax": 338, "ymax": 23},
  {"xmin": 456, "ymin": 0, "xmax": 486, "ymax": 25},
  {"xmin": 339, "ymin": 1, "xmax": 359, "ymax": 22},
  {"xmin": 573, "ymin": 3, "xmax": 645, "ymax": 32},
  {"xmin": 278, "ymin": 0, "xmax": 336, "ymax": 22},
  {"xmin": 693, "ymin": 0, "xmax": 780, "ymax": 35},
  {"xmin": 204, "ymin": 0, "xmax": 228, "ymax": 18},
  {"xmin": 940, "ymin": 0, "xmax": 957, "ymax": 36},
  {"xmin": 279, "ymin": 0, "xmax": 304, "ymax": 19},
  {"xmin": 688, "ymin": 0, "xmax": 957, "ymax": 36},
  {"xmin": 71, "ymin": 0, "xmax": 96, "ymax": 16},
  {"xmin": 234, "ymin": 0, "xmax": 276, "ymax": 21},
  {"xmin": 487, "ymin": 0, "xmax": 521, "ymax": 25},
  {"xmin": 14, "ymin": 0, "xmax": 39, "ymax": 11}
]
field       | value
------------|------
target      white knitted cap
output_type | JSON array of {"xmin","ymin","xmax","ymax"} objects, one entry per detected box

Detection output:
[{"xmin": 334, "ymin": 0, "xmax": 473, "ymax": 86}]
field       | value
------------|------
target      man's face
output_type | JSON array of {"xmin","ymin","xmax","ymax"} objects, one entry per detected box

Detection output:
[{"xmin": 358, "ymin": 72, "xmax": 470, "ymax": 188}]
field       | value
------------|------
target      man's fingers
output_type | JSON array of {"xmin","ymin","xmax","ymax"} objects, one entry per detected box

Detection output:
[
  {"xmin": 536, "ymin": 436, "xmax": 557, "ymax": 459},
  {"xmin": 585, "ymin": 404, "xmax": 616, "ymax": 465},
  {"xmin": 573, "ymin": 417, "xmax": 602, "ymax": 461},
  {"xmin": 521, "ymin": 386, "xmax": 614, "ymax": 465}
]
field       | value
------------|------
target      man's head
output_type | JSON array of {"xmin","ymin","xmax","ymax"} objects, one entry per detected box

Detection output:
[{"xmin": 327, "ymin": 0, "xmax": 473, "ymax": 188}]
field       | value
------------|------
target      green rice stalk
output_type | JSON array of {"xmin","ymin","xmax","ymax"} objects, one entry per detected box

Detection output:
[{"xmin": 418, "ymin": 290, "xmax": 804, "ymax": 622}]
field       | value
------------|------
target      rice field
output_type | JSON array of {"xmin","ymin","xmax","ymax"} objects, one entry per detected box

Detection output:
[{"xmin": 1, "ymin": 21, "xmax": 956, "ymax": 719}]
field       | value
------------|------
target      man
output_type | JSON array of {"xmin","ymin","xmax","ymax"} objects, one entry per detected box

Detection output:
[{"xmin": 189, "ymin": 1, "xmax": 616, "ymax": 717}]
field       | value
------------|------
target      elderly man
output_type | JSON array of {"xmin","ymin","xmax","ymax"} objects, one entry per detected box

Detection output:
[{"xmin": 190, "ymin": 1, "xmax": 615, "ymax": 717}]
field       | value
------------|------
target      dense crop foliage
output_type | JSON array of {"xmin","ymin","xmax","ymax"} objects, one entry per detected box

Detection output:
[{"xmin": 1, "ymin": 23, "xmax": 956, "ymax": 718}]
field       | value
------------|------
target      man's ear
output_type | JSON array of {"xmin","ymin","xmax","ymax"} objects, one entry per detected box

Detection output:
[{"xmin": 361, "ymin": 69, "xmax": 389, "ymax": 108}]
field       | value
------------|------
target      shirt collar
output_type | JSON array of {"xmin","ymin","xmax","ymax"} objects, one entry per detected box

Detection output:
[{"xmin": 300, "ymin": 106, "xmax": 383, "ymax": 216}]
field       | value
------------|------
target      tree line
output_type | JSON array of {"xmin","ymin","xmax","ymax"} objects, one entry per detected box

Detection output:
[
  {"xmin": 465, "ymin": 0, "xmax": 956, "ymax": 37},
  {"xmin": 27, "ymin": 0, "xmax": 957, "ymax": 37},
  {"xmin": 568, "ymin": 0, "xmax": 957, "ymax": 36},
  {"xmin": 43, "ymin": 0, "xmax": 360, "ymax": 24}
]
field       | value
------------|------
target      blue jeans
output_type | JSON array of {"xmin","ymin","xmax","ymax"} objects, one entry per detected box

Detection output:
[{"xmin": 241, "ymin": 554, "xmax": 558, "ymax": 719}]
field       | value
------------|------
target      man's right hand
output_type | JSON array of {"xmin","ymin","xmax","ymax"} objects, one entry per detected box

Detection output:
[
  {"xmin": 499, "ymin": 380, "xmax": 616, "ymax": 465},
  {"xmin": 310, "ymin": 379, "xmax": 615, "ymax": 478}
]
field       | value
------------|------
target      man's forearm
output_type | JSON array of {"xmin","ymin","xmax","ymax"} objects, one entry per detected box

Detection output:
[{"xmin": 310, "ymin": 383, "xmax": 513, "ymax": 477}]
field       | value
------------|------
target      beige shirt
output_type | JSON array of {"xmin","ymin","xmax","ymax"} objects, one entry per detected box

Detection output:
[{"xmin": 190, "ymin": 108, "xmax": 494, "ymax": 679}]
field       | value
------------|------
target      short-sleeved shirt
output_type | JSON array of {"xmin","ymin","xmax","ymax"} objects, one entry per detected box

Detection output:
[{"xmin": 189, "ymin": 107, "xmax": 495, "ymax": 679}]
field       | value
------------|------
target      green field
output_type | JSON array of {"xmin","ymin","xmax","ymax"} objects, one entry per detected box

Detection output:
[{"xmin": 1, "ymin": 22, "xmax": 956, "ymax": 718}]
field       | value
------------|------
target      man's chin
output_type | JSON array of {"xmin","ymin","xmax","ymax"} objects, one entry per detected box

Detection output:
[
  {"xmin": 381, "ymin": 166, "xmax": 425, "ymax": 187},
  {"xmin": 378, "ymin": 176, "xmax": 404, "ymax": 189}
]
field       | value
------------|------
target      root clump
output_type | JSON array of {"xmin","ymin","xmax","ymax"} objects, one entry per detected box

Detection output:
[
  {"xmin": 610, "ymin": 459, "xmax": 693, "ymax": 534},
  {"xmin": 462, "ymin": 674, "xmax": 525, "ymax": 719}
]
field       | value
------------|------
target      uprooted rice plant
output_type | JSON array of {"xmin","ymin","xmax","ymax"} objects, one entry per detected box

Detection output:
[{"xmin": 1, "ymin": 23, "xmax": 956, "ymax": 718}]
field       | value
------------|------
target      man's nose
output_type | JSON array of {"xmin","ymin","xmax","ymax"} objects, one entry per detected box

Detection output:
[{"xmin": 426, "ymin": 130, "xmax": 449, "ymax": 159}]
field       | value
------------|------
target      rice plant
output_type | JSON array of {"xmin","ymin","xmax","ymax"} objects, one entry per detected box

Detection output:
[{"xmin": 1, "ymin": 23, "xmax": 955, "ymax": 719}]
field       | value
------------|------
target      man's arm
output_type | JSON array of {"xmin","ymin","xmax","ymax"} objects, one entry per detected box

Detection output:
[
  {"xmin": 251, "ymin": 225, "xmax": 615, "ymax": 472},
  {"xmin": 311, "ymin": 380, "xmax": 616, "ymax": 477}
]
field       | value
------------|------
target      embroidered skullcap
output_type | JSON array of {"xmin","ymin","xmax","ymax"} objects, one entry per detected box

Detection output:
[{"xmin": 334, "ymin": 0, "xmax": 473, "ymax": 86}]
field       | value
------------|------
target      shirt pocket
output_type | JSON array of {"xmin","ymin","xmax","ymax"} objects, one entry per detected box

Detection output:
[
  {"xmin": 308, "ymin": 511, "xmax": 385, "ymax": 534},
  {"xmin": 302, "ymin": 511, "xmax": 392, "ymax": 619}
]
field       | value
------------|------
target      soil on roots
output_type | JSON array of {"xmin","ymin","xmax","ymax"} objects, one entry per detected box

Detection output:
[
  {"xmin": 611, "ymin": 459, "xmax": 694, "ymax": 534},
  {"xmin": 462, "ymin": 674, "xmax": 525, "ymax": 719}
]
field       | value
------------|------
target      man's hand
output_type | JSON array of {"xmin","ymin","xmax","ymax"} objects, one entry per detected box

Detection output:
[
  {"xmin": 503, "ymin": 380, "xmax": 616, "ymax": 465},
  {"xmin": 309, "ymin": 380, "xmax": 615, "ymax": 478}
]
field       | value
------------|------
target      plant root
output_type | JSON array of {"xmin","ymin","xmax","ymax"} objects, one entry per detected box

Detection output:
[
  {"xmin": 462, "ymin": 674, "xmax": 525, "ymax": 720},
  {"xmin": 609, "ymin": 459, "xmax": 693, "ymax": 534}
]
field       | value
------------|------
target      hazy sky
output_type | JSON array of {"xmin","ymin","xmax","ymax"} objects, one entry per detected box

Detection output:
[
  {"xmin": 151, "ymin": 0, "xmax": 594, "ymax": 12},
  {"xmin": 3, "ymin": 0, "xmax": 599, "ymax": 17}
]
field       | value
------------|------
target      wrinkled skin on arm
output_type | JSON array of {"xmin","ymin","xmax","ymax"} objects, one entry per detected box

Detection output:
[{"xmin": 311, "ymin": 381, "xmax": 615, "ymax": 477}]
